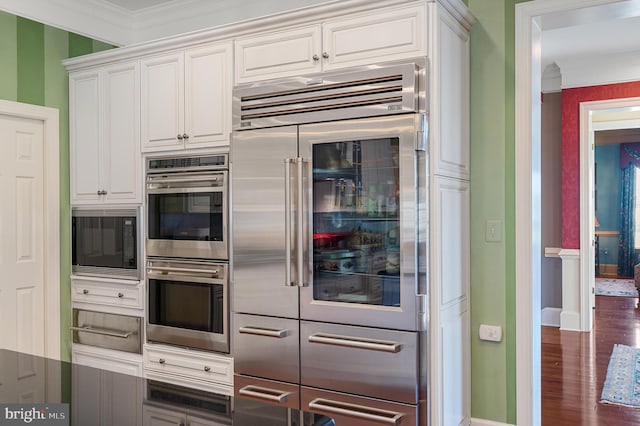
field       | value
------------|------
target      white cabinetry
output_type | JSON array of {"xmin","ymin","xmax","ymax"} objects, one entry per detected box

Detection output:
[
  {"xmin": 234, "ymin": 3, "xmax": 426, "ymax": 83},
  {"xmin": 72, "ymin": 275, "xmax": 144, "ymax": 312},
  {"xmin": 144, "ymin": 343, "xmax": 233, "ymax": 395},
  {"xmin": 70, "ymin": 62, "xmax": 141, "ymax": 205},
  {"xmin": 141, "ymin": 42, "xmax": 232, "ymax": 152},
  {"xmin": 72, "ymin": 358, "xmax": 143, "ymax": 425}
]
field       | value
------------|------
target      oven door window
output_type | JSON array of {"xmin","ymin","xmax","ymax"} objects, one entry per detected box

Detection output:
[
  {"xmin": 148, "ymin": 191, "xmax": 224, "ymax": 242},
  {"xmin": 148, "ymin": 279, "xmax": 224, "ymax": 334},
  {"xmin": 72, "ymin": 216, "xmax": 137, "ymax": 269}
]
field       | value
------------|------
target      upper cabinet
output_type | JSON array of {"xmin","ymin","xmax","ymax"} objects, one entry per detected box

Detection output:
[
  {"xmin": 235, "ymin": 4, "xmax": 426, "ymax": 83},
  {"xmin": 70, "ymin": 61, "xmax": 141, "ymax": 205},
  {"xmin": 141, "ymin": 42, "xmax": 232, "ymax": 152}
]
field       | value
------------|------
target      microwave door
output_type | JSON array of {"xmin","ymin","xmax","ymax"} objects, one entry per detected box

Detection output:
[
  {"xmin": 231, "ymin": 126, "xmax": 300, "ymax": 318},
  {"xmin": 298, "ymin": 114, "xmax": 424, "ymax": 332}
]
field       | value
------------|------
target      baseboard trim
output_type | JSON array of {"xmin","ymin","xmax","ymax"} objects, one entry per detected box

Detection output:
[
  {"xmin": 541, "ymin": 307, "xmax": 561, "ymax": 327},
  {"xmin": 470, "ymin": 418, "xmax": 515, "ymax": 426}
]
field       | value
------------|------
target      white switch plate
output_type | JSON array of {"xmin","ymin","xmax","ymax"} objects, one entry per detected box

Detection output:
[
  {"xmin": 485, "ymin": 219, "xmax": 503, "ymax": 242},
  {"xmin": 479, "ymin": 324, "xmax": 502, "ymax": 342}
]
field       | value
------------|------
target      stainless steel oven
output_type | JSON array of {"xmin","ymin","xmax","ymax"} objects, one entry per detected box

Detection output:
[
  {"xmin": 146, "ymin": 154, "xmax": 228, "ymax": 260},
  {"xmin": 146, "ymin": 257, "xmax": 229, "ymax": 353}
]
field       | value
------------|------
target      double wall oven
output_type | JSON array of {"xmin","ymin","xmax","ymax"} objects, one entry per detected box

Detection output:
[{"xmin": 145, "ymin": 154, "xmax": 230, "ymax": 353}]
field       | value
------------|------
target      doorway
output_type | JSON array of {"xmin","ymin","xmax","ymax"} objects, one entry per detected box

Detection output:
[
  {"xmin": 515, "ymin": 1, "xmax": 640, "ymax": 425},
  {"xmin": 0, "ymin": 99, "xmax": 60, "ymax": 360}
]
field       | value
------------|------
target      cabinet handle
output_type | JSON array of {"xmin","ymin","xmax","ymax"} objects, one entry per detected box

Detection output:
[
  {"xmin": 158, "ymin": 358, "xmax": 166, "ymax": 364},
  {"xmin": 238, "ymin": 385, "xmax": 292, "ymax": 403},
  {"xmin": 308, "ymin": 398, "xmax": 403, "ymax": 425},
  {"xmin": 82, "ymin": 289, "xmax": 89, "ymax": 294},
  {"xmin": 177, "ymin": 134, "xmax": 183, "ymax": 140},
  {"xmin": 117, "ymin": 292, "xmax": 124, "ymax": 298},
  {"xmin": 308, "ymin": 333, "xmax": 402, "ymax": 353},
  {"xmin": 183, "ymin": 133, "xmax": 189, "ymax": 140},
  {"xmin": 70, "ymin": 326, "xmax": 133, "ymax": 339},
  {"xmin": 204, "ymin": 366, "xmax": 210, "ymax": 372},
  {"xmin": 322, "ymin": 52, "xmax": 329, "ymax": 59},
  {"xmin": 312, "ymin": 54, "xmax": 320, "ymax": 61}
]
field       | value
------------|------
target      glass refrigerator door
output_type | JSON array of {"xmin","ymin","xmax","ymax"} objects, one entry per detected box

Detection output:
[
  {"xmin": 312, "ymin": 139, "xmax": 400, "ymax": 307},
  {"xmin": 299, "ymin": 114, "xmax": 423, "ymax": 331}
]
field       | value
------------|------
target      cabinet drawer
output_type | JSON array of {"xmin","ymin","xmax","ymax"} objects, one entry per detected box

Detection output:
[
  {"xmin": 301, "ymin": 386, "xmax": 417, "ymax": 426},
  {"xmin": 233, "ymin": 314, "xmax": 299, "ymax": 384},
  {"xmin": 72, "ymin": 344, "xmax": 143, "ymax": 376},
  {"xmin": 234, "ymin": 374, "xmax": 299, "ymax": 410},
  {"xmin": 144, "ymin": 344, "xmax": 233, "ymax": 387},
  {"xmin": 72, "ymin": 277, "xmax": 143, "ymax": 309},
  {"xmin": 300, "ymin": 321, "xmax": 419, "ymax": 404}
]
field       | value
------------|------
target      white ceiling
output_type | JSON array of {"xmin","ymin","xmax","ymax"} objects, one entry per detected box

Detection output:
[{"xmin": 98, "ymin": 0, "xmax": 175, "ymax": 11}]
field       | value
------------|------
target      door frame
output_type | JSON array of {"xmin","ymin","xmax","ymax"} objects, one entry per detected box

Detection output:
[{"xmin": 0, "ymin": 99, "xmax": 60, "ymax": 360}]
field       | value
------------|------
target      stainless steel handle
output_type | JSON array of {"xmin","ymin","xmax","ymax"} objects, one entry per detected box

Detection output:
[
  {"xmin": 147, "ymin": 176, "xmax": 221, "ymax": 184},
  {"xmin": 284, "ymin": 158, "xmax": 294, "ymax": 286},
  {"xmin": 117, "ymin": 292, "xmax": 124, "ymax": 298},
  {"xmin": 147, "ymin": 266, "xmax": 219, "ymax": 276},
  {"xmin": 322, "ymin": 52, "xmax": 329, "ymax": 59},
  {"xmin": 308, "ymin": 398, "xmax": 403, "ymax": 425},
  {"xmin": 204, "ymin": 366, "xmax": 210, "ymax": 372},
  {"xmin": 312, "ymin": 54, "xmax": 320, "ymax": 61},
  {"xmin": 296, "ymin": 157, "xmax": 306, "ymax": 287},
  {"xmin": 238, "ymin": 326, "xmax": 288, "ymax": 338},
  {"xmin": 238, "ymin": 385, "xmax": 292, "ymax": 403},
  {"xmin": 82, "ymin": 289, "xmax": 89, "ymax": 294},
  {"xmin": 308, "ymin": 333, "xmax": 402, "ymax": 353},
  {"xmin": 177, "ymin": 134, "xmax": 183, "ymax": 140},
  {"xmin": 70, "ymin": 326, "xmax": 133, "ymax": 339},
  {"xmin": 158, "ymin": 358, "xmax": 166, "ymax": 364}
]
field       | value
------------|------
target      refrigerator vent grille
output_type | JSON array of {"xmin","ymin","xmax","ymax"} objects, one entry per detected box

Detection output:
[{"xmin": 233, "ymin": 62, "xmax": 419, "ymax": 129}]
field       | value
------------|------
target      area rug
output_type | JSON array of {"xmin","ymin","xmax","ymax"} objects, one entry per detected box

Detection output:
[
  {"xmin": 601, "ymin": 344, "xmax": 640, "ymax": 407},
  {"xmin": 595, "ymin": 278, "xmax": 637, "ymax": 297}
]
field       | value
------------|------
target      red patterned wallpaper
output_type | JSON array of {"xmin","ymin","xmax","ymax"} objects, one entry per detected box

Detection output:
[{"xmin": 561, "ymin": 81, "xmax": 640, "ymax": 248}]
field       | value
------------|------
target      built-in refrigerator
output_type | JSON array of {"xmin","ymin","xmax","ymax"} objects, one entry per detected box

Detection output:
[{"xmin": 231, "ymin": 62, "xmax": 433, "ymax": 425}]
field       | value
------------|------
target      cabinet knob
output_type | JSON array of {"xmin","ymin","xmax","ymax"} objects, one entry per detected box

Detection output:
[
  {"xmin": 182, "ymin": 133, "xmax": 189, "ymax": 140},
  {"xmin": 177, "ymin": 134, "xmax": 183, "ymax": 140},
  {"xmin": 312, "ymin": 54, "xmax": 320, "ymax": 61},
  {"xmin": 204, "ymin": 366, "xmax": 211, "ymax": 372},
  {"xmin": 322, "ymin": 52, "xmax": 329, "ymax": 59},
  {"xmin": 117, "ymin": 292, "xmax": 124, "ymax": 298},
  {"xmin": 82, "ymin": 289, "xmax": 89, "ymax": 294},
  {"xmin": 158, "ymin": 358, "xmax": 165, "ymax": 364}
]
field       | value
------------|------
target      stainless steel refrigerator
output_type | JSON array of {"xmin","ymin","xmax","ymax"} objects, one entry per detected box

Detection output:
[{"xmin": 231, "ymin": 62, "xmax": 428, "ymax": 425}]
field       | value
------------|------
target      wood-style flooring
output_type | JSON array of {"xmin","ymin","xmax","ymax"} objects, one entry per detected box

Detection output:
[{"xmin": 542, "ymin": 295, "xmax": 640, "ymax": 425}]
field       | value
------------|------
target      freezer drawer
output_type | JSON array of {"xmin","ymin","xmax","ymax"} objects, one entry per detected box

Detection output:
[
  {"xmin": 301, "ymin": 386, "xmax": 417, "ymax": 426},
  {"xmin": 234, "ymin": 374, "xmax": 300, "ymax": 410},
  {"xmin": 233, "ymin": 314, "xmax": 300, "ymax": 383},
  {"xmin": 72, "ymin": 309, "xmax": 142, "ymax": 354},
  {"xmin": 300, "ymin": 321, "xmax": 419, "ymax": 404}
]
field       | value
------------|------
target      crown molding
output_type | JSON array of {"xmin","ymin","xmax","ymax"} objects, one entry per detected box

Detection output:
[{"xmin": 556, "ymin": 50, "xmax": 640, "ymax": 89}]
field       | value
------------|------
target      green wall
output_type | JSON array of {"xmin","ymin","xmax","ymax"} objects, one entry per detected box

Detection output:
[
  {"xmin": 0, "ymin": 11, "xmax": 114, "ymax": 362},
  {"xmin": 467, "ymin": 0, "xmax": 523, "ymax": 424}
]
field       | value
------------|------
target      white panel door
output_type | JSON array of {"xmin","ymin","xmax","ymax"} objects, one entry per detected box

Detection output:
[
  {"xmin": 0, "ymin": 351, "xmax": 46, "ymax": 403},
  {"xmin": 69, "ymin": 71, "xmax": 101, "ymax": 203},
  {"xmin": 184, "ymin": 42, "xmax": 232, "ymax": 149},
  {"xmin": 141, "ymin": 53, "xmax": 184, "ymax": 152},
  {"xmin": 104, "ymin": 62, "xmax": 141, "ymax": 203},
  {"xmin": 0, "ymin": 115, "xmax": 45, "ymax": 357}
]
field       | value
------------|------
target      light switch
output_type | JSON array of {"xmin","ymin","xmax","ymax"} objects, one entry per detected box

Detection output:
[
  {"xmin": 485, "ymin": 219, "xmax": 503, "ymax": 242},
  {"xmin": 479, "ymin": 324, "xmax": 502, "ymax": 342}
]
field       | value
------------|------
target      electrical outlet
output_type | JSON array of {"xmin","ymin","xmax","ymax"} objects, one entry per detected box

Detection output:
[
  {"xmin": 485, "ymin": 220, "xmax": 503, "ymax": 242},
  {"xmin": 479, "ymin": 324, "xmax": 502, "ymax": 342}
]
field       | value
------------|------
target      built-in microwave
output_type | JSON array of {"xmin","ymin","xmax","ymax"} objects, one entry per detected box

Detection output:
[{"xmin": 72, "ymin": 207, "xmax": 141, "ymax": 280}]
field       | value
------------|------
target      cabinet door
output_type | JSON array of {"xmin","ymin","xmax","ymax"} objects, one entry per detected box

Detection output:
[
  {"xmin": 72, "ymin": 364, "xmax": 102, "ymax": 424},
  {"xmin": 103, "ymin": 372, "xmax": 143, "ymax": 426},
  {"xmin": 103, "ymin": 62, "xmax": 141, "ymax": 203},
  {"xmin": 234, "ymin": 25, "xmax": 321, "ymax": 83},
  {"xmin": 70, "ymin": 70, "xmax": 102, "ymax": 204},
  {"xmin": 184, "ymin": 42, "xmax": 232, "ymax": 149},
  {"xmin": 322, "ymin": 4, "xmax": 426, "ymax": 71},
  {"xmin": 141, "ymin": 53, "xmax": 184, "ymax": 152}
]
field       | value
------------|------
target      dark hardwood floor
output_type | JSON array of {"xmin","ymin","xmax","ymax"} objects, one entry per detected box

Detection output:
[{"xmin": 542, "ymin": 294, "xmax": 640, "ymax": 425}]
